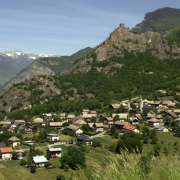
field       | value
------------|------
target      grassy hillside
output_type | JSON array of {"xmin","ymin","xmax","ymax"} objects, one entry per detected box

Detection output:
[{"xmin": 166, "ymin": 25, "xmax": 180, "ymax": 46}]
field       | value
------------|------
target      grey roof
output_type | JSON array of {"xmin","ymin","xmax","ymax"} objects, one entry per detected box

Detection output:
[
  {"xmin": 33, "ymin": 156, "xmax": 48, "ymax": 163},
  {"xmin": 48, "ymin": 148, "xmax": 62, "ymax": 152},
  {"xmin": 0, "ymin": 142, "xmax": 6, "ymax": 148},
  {"xmin": 76, "ymin": 135, "xmax": 92, "ymax": 142}
]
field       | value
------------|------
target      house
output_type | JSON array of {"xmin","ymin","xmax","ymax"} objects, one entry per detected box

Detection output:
[
  {"xmin": 173, "ymin": 109, "xmax": 180, "ymax": 117},
  {"xmin": 60, "ymin": 113, "xmax": 66, "ymax": 120},
  {"xmin": 14, "ymin": 120, "xmax": 26, "ymax": 126},
  {"xmin": 109, "ymin": 104, "xmax": 121, "ymax": 111},
  {"xmin": 47, "ymin": 134, "xmax": 59, "ymax": 141},
  {"xmin": 47, "ymin": 148, "xmax": 62, "ymax": 158},
  {"xmin": 93, "ymin": 123, "xmax": 104, "ymax": 132},
  {"xmin": 0, "ymin": 147, "xmax": 13, "ymax": 160},
  {"xmin": 123, "ymin": 125, "xmax": 139, "ymax": 134},
  {"xmin": 114, "ymin": 121, "xmax": 129, "ymax": 129},
  {"xmin": 130, "ymin": 117, "xmax": 140, "ymax": 125},
  {"xmin": 49, "ymin": 122, "xmax": 63, "ymax": 129},
  {"xmin": 67, "ymin": 124, "xmax": 83, "ymax": 135},
  {"xmin": 87, "ymin": 123, "xmax": 94, "ymax": 130},
  {"xmin": 33, "ymin": 118, "xmax": 46, "ymax": 126},
  {"xmin": 0, "ymin": 121, "xmax": 12, "ymax": 127},
  {"xmin": 43, "ymin": 113, "xmax": 56, "ymax": 120},
  {"xmin": 104, "ymin": 117, "xmax": 114, "ymax": 125},
  {"xmin": 82, "ymin": 109, "xmax": 90, "ymax": 115},
  {"xmin": 8, "ymin": 136, "xmax": 20, "ymax": 147},
  {"xmin": 76, "ymin": 135, "xmax": 93, "ymax": 145},
  {"xmin": 33, "ymin": 155, "xmax": 48, "ymax": 167},
  {"xmin": 112, "ymin": 113, "xmax": 128, "ymax": 121},
  {"xmin": 0, "ymin": 142, "xmax": 6, "ymax": 148},
  {"xmin": 66, "ymin": 115, "xmax": 75, "ymax": 121},
  {"xmin": 154, "ymin": 125, "xmax": 169, "ymax": 132},
  {"xmin": 73, "ymin": 119, "xmax": 87, "ymax": 127},
  {"xmin": 147, "ymin": 118, "xmax": 161, "ymax": 126}
]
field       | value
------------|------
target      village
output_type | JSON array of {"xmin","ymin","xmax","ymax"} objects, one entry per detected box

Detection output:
[{"xmin": 0, "ymin": 97, "xmax": 180, "ymax": 173}]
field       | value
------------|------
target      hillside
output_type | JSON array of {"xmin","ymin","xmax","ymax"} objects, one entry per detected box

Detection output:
[
  {"xmin": 0, "ymin": 47, "xmax": 91, "ymax": 94},
  {"xmin": 1, "ymin": 25, "xmax": 180, "ymax": 114},
  {"xmin": 132, "ymin": 7, "xmax": 180, "ymax": 35}
]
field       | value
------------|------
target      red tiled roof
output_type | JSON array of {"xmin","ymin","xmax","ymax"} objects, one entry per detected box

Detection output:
[
  {"xmin": 0, "ymin": 147, "xmax": 13, "ymax": 153},
  {"xmin": 123, "ymin": 125, "xmax": 136, "ymax": 131}
]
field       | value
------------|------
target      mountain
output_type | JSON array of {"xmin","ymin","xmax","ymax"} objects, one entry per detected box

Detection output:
[
  {"xmin": 0, "ymin": 51, "xmax": 34, "ymax": 86},
  {"xmin": 132, "ymin": 7, "xmax": 180, "ymax": 36},
  {"xmin": 1, "ymin": 25, "xmax": 180, "ymax": 114},
  {"xmin": 63, "ymin": 25, "xmax": 180, "ymax": 75},
  {"xmin": 0, "ymin": 47, "xmax": 91, "ymax": 93}
]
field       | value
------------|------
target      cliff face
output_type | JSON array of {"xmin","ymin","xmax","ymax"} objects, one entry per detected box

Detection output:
[{"xmin": 63, "ymin": 26, "xmax": 180, "ymax": 75}]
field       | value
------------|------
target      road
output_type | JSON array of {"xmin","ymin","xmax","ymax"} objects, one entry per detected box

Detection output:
[{"xmin": 91, "ymin": 131, "xmax": 106, "ymax": 138}]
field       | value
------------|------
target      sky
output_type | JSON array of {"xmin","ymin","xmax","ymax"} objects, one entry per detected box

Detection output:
[{"xmin": 0, "ymin": 0, "xmax": 179, "ymax": 55}]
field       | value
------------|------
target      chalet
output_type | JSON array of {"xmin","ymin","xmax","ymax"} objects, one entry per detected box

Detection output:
[
  {"xmin": 25, "ymin": 126, "xmax": 35, "ymax": 133},
  {"xmin": 82, "ymin": 109, "xmax": 90, "ymax": 115},
  {"xmin": 90, "ymin": 111, "xmax": 97, "ymax": 116},
  {"xmin": 33, "ymin": 118, "xmax": 46, "ymax": 126},
  {"xmin": 87, "ymin": 123, "xmax": 94, "ymax": 130},
  {"xmin": 47, "ymin": 148, "xmax": 62, "ymax": 159},
  {"xmin": 14, "ymin": 120, "xmax": 26, "ymax": 126},
  {"xmin": 43, "ymin": 113, "xmax": 56, "ymax": 120},
  {"xmin": 104, "ymin": 117, "xmax": 114, "ymax": 125},
  {"xmin": 147, "ymin": 118, "xmax": 161, "ymax": 126},
  {"xmin": 173, "ymin": 109, "xmax": 180, "ymax": 116},
  {"xmin": 67, "ymin": 124, "xmax": 83, "ymax": 135},
  {"xmin": 0, "ymin": 121, "xmax": 12, "ymax": 127},
  {"xmin": 60, "ymin": 113, "xmax": 66, "ymax": 120},
  {"xmin": 112, "ymin": 113, "xmax": 128, "ymax": 121},
  {"xmin": 155, "ymin": 115, "xmax": 163, "ymax": 122},
  {"xmin": 162, "ymin": 101, "xmax": 176, "ymax": 107},
  {"xmin": 76, "ymin": 135, "xmax": 92, "ymax": 145},
  {"xmin": 8, "ymin": 136, "xmax": 20, "ymax": 147},
  {"xmin": 47, "ymin": 134, "xmax": 59, "ymax": 141},
  {"xmin": 154, "ymin": 125, "xmax": 169, "ymax": 132},
  {"xmin": 73, "ymin": 119, "xmax": 87, "ymax": 127},
  {"xmin": 123, "ymin": 125, "xmax": 139, "ymax": 134},
  {"xmin": 66, "ymin": 115, "xmax": 75, "ymax": 121},
  {"xmin": 0, "ymin": 147, "xmax": 13, "ymax": 160},
  {"xmin": 114, "ymin": 121, "xmax": 129, "ymax": 129},
  {"xmin": 130, "ymin": 114, "xmax": 142, "ymax": 124},
  {"xmin": 93, "ymin": 123, "xmax": 104, "ymax": 132},
  {"xmin": 49, "ymin": 122, "xmax": 63, "ymax": 129},
  {"xmin": 109, "ymin": 104, "xmax": 121, "ymax": 111},
  {"xmin": 33, "ymin": 155, "xmax": 48, "ymax": 167},
  {"xmin": 82, "ymin": 114, "xmax": 97, "ymax": 121},
  {"xmin": 165, "ymin": 111, "xmax": 178, "ymax": 120}
]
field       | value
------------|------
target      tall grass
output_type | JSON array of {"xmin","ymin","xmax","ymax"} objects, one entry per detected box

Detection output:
[{"xmin": 77, "ymin": 152, "xmax": 180, "ymax": 180}]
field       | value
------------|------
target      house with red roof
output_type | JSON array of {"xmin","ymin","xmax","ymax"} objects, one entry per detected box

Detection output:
[
  {"xmin": 123, "ymin": 125, "xmax": 139, "ymax": 134},
  {"xmin": 0, "ymin": 147, "xmax": 13, "ymax": 160}
]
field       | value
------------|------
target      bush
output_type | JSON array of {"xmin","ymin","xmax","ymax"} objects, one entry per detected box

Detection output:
[
  {"xmin": 20, "ymin": 159, "xmax": 27, "ymax": 166},
  {"xmin": 56, "ymin": 174, "xmax": 66, "ymax": 180},
  {"xmin": 30, "ymin": 165, "xmax": 36, "ymax": 173},
  {"xmin": 92, "ymin": 139, "xmax": 101, "ymax": 147}
]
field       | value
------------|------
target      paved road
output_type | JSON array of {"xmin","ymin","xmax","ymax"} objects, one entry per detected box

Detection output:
[{"xmin": 91, "ymin": 131, "xmax": 106, "ymax": 138}]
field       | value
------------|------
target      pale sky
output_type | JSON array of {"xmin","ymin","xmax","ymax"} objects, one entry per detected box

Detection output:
[{"xmin": 0, "ymin": 0, "xmax": 179, "ymax": 55}]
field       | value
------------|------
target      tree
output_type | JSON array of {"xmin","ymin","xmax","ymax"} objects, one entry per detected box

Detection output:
[
  {"xmin": 56, "ymin": 174, "xmax": 66, "ymax": 180},
  {"xmin": 12, "ymin": 151, "xmax": 19, "ymax": 160},
  {"xmin": 92, "ymin": 139, "xmax": 101, "ymax": 147},
  {"xmin": 20, "ymin": 159, "xmax": 27, "ymax": 166},
  {"xmin": 31, "ymin": 165, "xmax": 36, "ymax": 173},
  {"xmin": 153, "ymin": 144, "xmax": 161, "ymax": 156},
  {"xmin": 116, "ymin": 132, "xmax": 143, "ymax": 154},
  {"xmin": 61, "ymin": 146, "xmax": 86, "ymax": 170}
]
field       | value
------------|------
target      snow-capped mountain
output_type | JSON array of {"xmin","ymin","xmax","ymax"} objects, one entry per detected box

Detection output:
[
  {"xmin": 0, "ymin": 50, "xmax": 61, "ymax": 86},
  {"xmin": 2, "ymin": 50, "xmax": 61, "ymax": 60}
]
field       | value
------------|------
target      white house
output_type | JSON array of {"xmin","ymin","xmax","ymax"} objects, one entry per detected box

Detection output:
[
  {"xmin": 67, "ymin": 124, "xmax": 83, "ymax": 135},
  {"xmin": 93, "ymin": 123, "xmax": 104, "ymax": 132},
  {"xmin": 8, "ymin": 136, "xmax": 20, "ymax": 147},
  {"xmin": 0, "ymin": 147, "xmax": 13, "ymax": 160},
  {"xmin": 33, "ymin": 155, "xmax": 48, "ymax": 167},
  {"xmin": 47, "ymin": 134, "xmax": 59, "ymax": 141}
]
